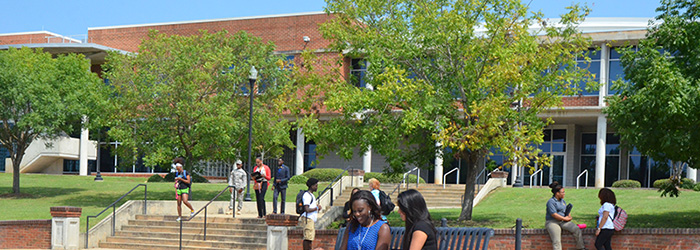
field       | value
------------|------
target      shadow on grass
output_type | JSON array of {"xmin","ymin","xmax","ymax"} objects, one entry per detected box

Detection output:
[
  {"xmin": 61, "ymin": 189, "xmax": 233, "ymax": 209},
  {"xmin": 628, "ymin": 211, "xmax": 700, "ymax": 228},
  {"xmin": 0, "ymin": 187, "xmax": 86, "ymax": 199}
]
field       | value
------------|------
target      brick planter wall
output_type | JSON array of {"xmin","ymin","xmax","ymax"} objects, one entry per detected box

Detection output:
[
  {"xmin": 0, "ymin": 220, "xmax": 51, "ymax": 249},
  {"xmin": 289, "ymin": 228, "xmax": 700, "ymax": 250}
]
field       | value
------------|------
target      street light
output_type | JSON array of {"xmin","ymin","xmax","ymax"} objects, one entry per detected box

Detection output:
[{"xmin": 244, "ymin": 66, "xmax": 258, "ymax": 201}]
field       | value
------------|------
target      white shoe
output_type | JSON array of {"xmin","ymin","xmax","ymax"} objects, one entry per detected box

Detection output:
[
  {"xmin": 237, "ymin": 210, "xmax": 241, "ymax": 215},
  {"xmin": 190, "ymin": 211, "xmax": 195, "ymax": 217},
  {"xmin": 176, "ymin": 217, "xmax": 181, "ymax": 222}
]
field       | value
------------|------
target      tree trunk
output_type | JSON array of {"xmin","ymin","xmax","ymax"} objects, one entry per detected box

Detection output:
[
  {"xmin": 11, "ymin": 150, "xmax": 25, "ymax": 194},
  {"xmin": 458, "ymin": 152, "xmax": 481, "ymax": 221}
]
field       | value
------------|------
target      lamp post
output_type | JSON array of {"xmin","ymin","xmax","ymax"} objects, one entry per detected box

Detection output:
[
  {"xmin": 244, "ymin": 66, "xmax": 258, "ymax": 201},
  {"xmin": 94, "ymin": 129, "xmax": 103, "ymax": 182}
]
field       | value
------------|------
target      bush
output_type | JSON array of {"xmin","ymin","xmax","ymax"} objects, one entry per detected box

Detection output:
[
  {"xmin": 612, "ymin": 179, "xmax": 641, "ymax": 188},
  {"xmin": 289, "ymin": 175, "xmax": 309, "ymax": 185},
  {"xmin": 163, "ymin": 171, "xmax": 209, "ymax": 183},
  {"xmin": 364, "ymin": 172, "xmax": 426, "ymax": 184},
  {"xmin": 653, "ymin": 178, "xmax": 671, "ymax": 189},
  {"xmin": 302, "ymin": 168, "xmax": 348, "ymax": 182},
  {"xmin": 147, "ymin": 174, "xmax": 165, "ymax": 182},
  {"xmin": 694, "ymin": 183, "xmax": 700, "ymax": 192},
  {"xmin": 680, "ymin": 178, "xmax": 695, "ymax": 189}
]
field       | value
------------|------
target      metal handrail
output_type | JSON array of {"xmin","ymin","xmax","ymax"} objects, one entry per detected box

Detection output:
[
  {"xmin": 576, "ymin": 170, "xmax": 589, "ymax": 189},
  {"xmin": 443, "ymin": 167, "xmax": 460, "ymax": 189},
  {"xmin": 85, "ymin": 184, "xmax": 147, "ymax": 248},
  {"xmin": 530, "ymin": 169, "xmax": 543, "ymax": 188},
  {"xmin": 319, "ymin": 165, "xmax": 355, "ymax": 207},
  {"xmin": 390, "ymin": 167, "xmax": 419, "ymax": 196},
  {"xmin": 179, "ymin": 185, "xmax": 237, "ymax": 250},
  {"xmin": 474, "ymin": 167, "xmax": 489, "ymax": 194}
]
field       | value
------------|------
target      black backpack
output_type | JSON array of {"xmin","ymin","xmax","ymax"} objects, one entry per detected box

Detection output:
[
  {"xmin": 296, "ymin": 190, "xmax": 313, "ymax": 215},
  {"xmin": 378, "ymin": 190, "xmax": 395, "ymax": 216}
]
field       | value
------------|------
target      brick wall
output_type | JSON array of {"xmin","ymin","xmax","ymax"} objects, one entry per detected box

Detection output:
[
  {"xmin": 0, "ymin": 220, "xmax": 51, "ymax": 249},
  {"xmin": 289, "ymin": 228, "xmax": 700, "ymax": 250},
  {"xmin": 88, "ymin": 13, "xmax": 336, "ymax": 53},
  {"xmin": 562, "ymin": 96, "xmax": 598, "ymax": 106},
  {"xmin": 0, "ymin": 32, "xmax": 62, "ymax": 45}
]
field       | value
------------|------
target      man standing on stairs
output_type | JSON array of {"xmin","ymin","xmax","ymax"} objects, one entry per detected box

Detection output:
[
  {"xmin": 272, "ymin": 158, "xmax": 291, "ymax": 214},
  {"xmin": 299, "ymin": 178, "xmax": 321, "ymax": 250},
  {"xmin": 228, "ymin": 160, "xmax": 247, "ymax": 215}
]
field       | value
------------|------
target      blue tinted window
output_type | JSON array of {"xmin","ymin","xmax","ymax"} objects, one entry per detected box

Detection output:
[
  {"xmin": 575, "ymin": 49, "xmax": 600, "ymax": 96},
  {"xmin": 350, "ymin": 59, "xmax": 368, "ymax": 88}
]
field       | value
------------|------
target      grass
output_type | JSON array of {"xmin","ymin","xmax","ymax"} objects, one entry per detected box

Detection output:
[
  {"xmin": 0, "ymin": 173, "xmax": 328, "ymax": 231},
  {"xmin": 385, "ymin": 187, "xmax": 700, "ymax": 229}
]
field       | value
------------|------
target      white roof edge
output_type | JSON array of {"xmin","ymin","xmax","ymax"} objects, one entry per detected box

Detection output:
[
  {"xmin": 0, "ymin": 30, "xmax": 82, "ymax": 43},
  {"xmin": 88, "ymin": 11, "xmax": 328, "ymax": 31}
]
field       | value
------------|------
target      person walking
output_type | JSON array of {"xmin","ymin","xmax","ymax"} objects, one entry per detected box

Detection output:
[
  {"xmin": 338, "ymin": 190, "xmax": 391, "ymax": 250},
  {"xmin": 272, "ymin": 158, "xmax": 291, "ymax": 214},
  {"xmin": 545, "ymin": 181, "xmax": 586, "ymax": 250},
  {"xmin": 368, "ymin": 178, "xmax": 387, "ymax": 221},
  {"xmin": 227, "ymin": 160, "xmax": 247, "ymax": 215},
  {"xmin": 173, "ymin": 157, "xmax": 195, "ymax": 221},
  {"xmin": 253, "ymin": 157, "xmax": 271, "ymax": 218},
  {"xmin": 397, "ymin": 189, "xmax": 438, "ymax": 250},
  {"xmin": 595, "ymin": 188, "xmax": 617, "ymax": 250},
  {"xmin": 299, "ymin": 178, "xmax": 322, "ymax": 250}
]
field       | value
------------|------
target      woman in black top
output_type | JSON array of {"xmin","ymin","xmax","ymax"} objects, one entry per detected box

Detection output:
[{"xmin": 397, "ymin": 189, "xmax": 437, "ymax": 250}]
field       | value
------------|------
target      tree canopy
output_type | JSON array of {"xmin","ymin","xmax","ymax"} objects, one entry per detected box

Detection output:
[
  {"xmin": 0, "ymin": 47, "xmax": 103, "ymax": 194},
  {"xmin": 605, "ymin": 0, "xmax": 700, "ymax": 197},
  {"xmin": 318, "ymin": 0, "xmax": 591, "ymax": 220},
  {"xmin": 103, "ymin": 30, "xmax": 296, "ymax": 170}
]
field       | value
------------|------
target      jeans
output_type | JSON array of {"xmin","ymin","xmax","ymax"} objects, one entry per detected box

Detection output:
[
  {"xmin": 273, "ymin": 186, "xmax": 287, "ymax": 214},
  {"xmin": 595, "ymin": 229, "xmax": 614, "ymax": 250},
  {"xmin": 255, "ymin": 181, "xmax": 268, "ymax": 217},
  {"xmin": 545, "ymin": 219, "xmax": 585, "ymax": 250}
]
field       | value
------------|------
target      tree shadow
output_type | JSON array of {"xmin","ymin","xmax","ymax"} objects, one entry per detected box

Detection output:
[
  {"xmin": 627, "ymin": 211, "xmax": 700, "ymax": 228},
  {"xmin": 0, "ymin": 187, "xmax": 86, "ymax": 199}
]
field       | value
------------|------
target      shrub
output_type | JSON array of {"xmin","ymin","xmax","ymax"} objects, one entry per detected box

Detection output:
[
  {"xmin": 289, "ymin": 175, "xmax": 309, "ymax": 185},
  {"xmin": 680, "ymin": 178, "xmax": 695, "ymax": 189},
  {"xmin": 147, "ymin": 174, "xmax": 165, "ymax": 182},
  {"xmin": 653, "ymin": 178, "xmax": 671, "ymax": 189},
  {"xmin": 694, "ymin": 183, "xmax": 700, "ymax": 192},
  {"xmin": 364, "ymin": 172, "xmax": 426, "ymax": 184},
  {"xmin": 612, "ymin": 179, "xmax": 641, "ymax": 188},
  {"xmin": 302, "ymin": 168, "xmax": 348, "ymax": 182},
  {"xmin": 163, "ymin": 171, "xmax": 209, "ymax": 183}
]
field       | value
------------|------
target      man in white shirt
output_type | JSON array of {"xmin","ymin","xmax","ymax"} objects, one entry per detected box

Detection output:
[
  {"xmin": 299, "ymin": 178, "xmax": 321, "ymax": 250},
  {"xmin": 227, "ymin": 160, "xmax": 247, "ymax": 215}
]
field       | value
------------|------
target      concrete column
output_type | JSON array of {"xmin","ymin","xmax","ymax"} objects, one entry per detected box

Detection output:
[
  {"xmin": 687, "ymin": 167, "xmax": 697, "ymax": 182},
  {"xmin": 434, "ymin": 141, "xmax": 444, "ymax": 184},
  {"xmin": 595, "ymin": 115, "xmax": 607, "ymax": 188},
  {"xmin": 265, "ymin": 214, "xmax": 299, "ymax": 250},
  {"xmin": 295, "ymin": 128, "xmax": 304, "ymax": 175},
  {"xmin": 363, "ymin": 145, "xmax": 372, "ymax": 173},
  {"xmin": 599, "ymin": 44, "xmax": 609, "ymax": 106},
  {"xmin": 79, "ymin": 117, "xmax": 89, "ymax": 176},
  {"xmin": 50, "ymin": 206, "xmax": 81, "ymax": 250}
]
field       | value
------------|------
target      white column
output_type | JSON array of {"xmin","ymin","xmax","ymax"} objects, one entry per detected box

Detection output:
[
  {"xmin": 79, "ymin": 117, "xmax": 89, "ymax": 176},
  {"xmin": 295, "ymin": 128, "xmax": 305, "ymax": 175},
  {"xmin": 434, "ymin": 141, "xmax": 444, "ymax": 184},
  {"xmin": 687, "ymin": 167, "xmax": 697, "ymax": 182},
  {"xmin": 511, "ymin": 162, "xmax": 518, "ymax": 185},
  {"xmin": 363, "ymin": 145, "xmax": 372, "ymax": 173},
  {"xmin": 599, "ymin": 44, "xmax": 609, "ymax": 106},
  {"xmin": 595, "ymin": 115, "xmax": 607, "ymax": 188}
]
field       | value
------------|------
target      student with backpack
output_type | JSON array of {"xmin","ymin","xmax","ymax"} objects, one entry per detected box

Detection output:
[
  {"xmin": 368, "ymin": 178, "xmax": 395, "ymax": 221},
  {"xmin": 173, "ymin": 157, "xmax": 195, "ymax": 222},
  {"xmin": 297, "ymin": 178, "xmax": 322, "ymax": 250},
  {"xmin": 595, "ymin": 188, "xmax": 617, "ymax": 250}
]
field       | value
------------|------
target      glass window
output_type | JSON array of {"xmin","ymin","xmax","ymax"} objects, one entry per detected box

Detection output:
[
  {"xmin": 0, "ymin": 146, "xmax": 7, "ymax": 172},
  {"xmin": 575, "ymin": 49, "xmax": 600, "ymax": 96},
  {"xmin": 350, "ymin": 59, "xmax": 368, "ymax": 88},
  {"xmin": 304, "ymin": 142, "xmax": 317, "ymax": 171}
]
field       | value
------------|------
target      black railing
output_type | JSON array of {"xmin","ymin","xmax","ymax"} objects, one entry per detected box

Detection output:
[
  {"xmin": 179, "ymin": 185, "xmax": 237, "ymax": 250},
  {"xmin": 318, "ymin": 166, "xmax": 355, "ymax": 207},
  {"xmin": 389, "ymin": 167, "xmax": 419, "ymax": 196},
  {"xmin": 85, "ymin": 184, "xmax": 147, "ymax": 248}
]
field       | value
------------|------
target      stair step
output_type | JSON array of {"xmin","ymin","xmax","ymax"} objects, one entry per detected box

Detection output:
[
  {"xmin": 128, "ymin": 220, "xmax": 267, "ymax": 230},
  {"xmin": 120, "ymin": 225, "xmax": 265, "ymax": 236},
  {"xmin": 134, "ymin": 214, "xmax": 265, "ymax": 224},
  {"xmin": 115, "ymin": 231, "xmax": 266, "ymax": 243},
  {"xmin": 104, "ymin": 236, "xmax": 266, "ymax": 249},
  {"xmin": 99, "ymin": 241, "xmax": 265, "ymax": 250}
]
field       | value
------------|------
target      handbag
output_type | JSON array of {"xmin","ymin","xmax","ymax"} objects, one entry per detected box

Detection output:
[{"xmin": 254, "ymin": 182, "xmax": 262, "ymax": 191}]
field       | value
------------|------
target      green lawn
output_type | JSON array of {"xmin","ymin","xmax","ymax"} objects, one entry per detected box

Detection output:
[
  {"xmin": 386, "ymin": 187, "xmax": 700, "ymax": 229},
  {"xmin": 0, "ymin": 173, "xmax": 327, "ymax": 231}
]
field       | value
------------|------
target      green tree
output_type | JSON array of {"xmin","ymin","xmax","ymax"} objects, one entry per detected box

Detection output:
[
  {"xmin": 103, "ymin": 30, "xmax": 294, "ymax": 170},
  {"xmin": 605, "ymin": 0, "xmax": 700, "ymax": 197},
  {"xmin": 318, "ymin": 0, "xmax": 592, "ymax": 220},
  {"xmin": 0, "ymin": 47, "xmax": 103, "ymax": 194}
]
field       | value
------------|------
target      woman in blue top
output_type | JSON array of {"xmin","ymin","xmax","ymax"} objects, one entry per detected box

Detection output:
[
  {"xmin": 595, "ymin": 188, "xmax": 616, "ymax": 250},
  {"xmin": 545, "ymin": 181, "xmax": 585, "ymax": 250},
  {"xmin": 397, "ymin": 189, "xmax": 437, "ymax": 250},
  {"xmin": 339, "ymin": 190, "xmax": 391, "ymax": 250}
]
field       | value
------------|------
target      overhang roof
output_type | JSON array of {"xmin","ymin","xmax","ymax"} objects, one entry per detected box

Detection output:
[{"xmin": 0, "ymin": 43, "xmax": 129, "ymax": 65}]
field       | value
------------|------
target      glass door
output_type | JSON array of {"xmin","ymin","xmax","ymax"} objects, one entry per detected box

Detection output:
[{"xmin": 550, "ymin": 154, "xmax": 565, "ymax": 185}]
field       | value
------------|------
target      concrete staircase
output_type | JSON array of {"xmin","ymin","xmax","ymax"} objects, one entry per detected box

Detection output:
[
  {"xmin": 98, "ymin": 215, "xmax": 267, "ymax": 250},
  {"xmin": 333, "ymin": 183, "xmax": 476, "ymax": 208}
]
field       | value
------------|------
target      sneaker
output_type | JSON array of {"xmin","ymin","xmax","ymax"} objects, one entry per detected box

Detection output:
[
  {"xmin": 190, "ymin": 211, "xmax": 195, "ymax": 217},
  {"xmin": 176, "ymin": 217, "xmax": 181, "ymax": 222},
  {"xmin": 237, "ymin": 210, "xmax": 241, "ymax": 215}
]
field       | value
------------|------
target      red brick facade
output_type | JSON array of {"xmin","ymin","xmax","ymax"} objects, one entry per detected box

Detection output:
[
  {"xmin": 562, "ymin": 96, "xmax": 599, "ymax": 107},
  {"xmin": 0, "ymin": 220, "xmax": 51, "ymax": 249},
  {"xmin": 88, "ymin": 13, "xmax": 335, "ymax": 53},
  {"xmin": 290, "ymin": 228, "xmax": 700, "ymax": 250},
  {"xmin": 0, "ymin": 31, "xmax": 79, "ymax": 45}
]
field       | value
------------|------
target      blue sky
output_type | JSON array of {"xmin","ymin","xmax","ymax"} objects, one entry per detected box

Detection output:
[{"xmin": 0, "ymin": 0, "xmax": 660, "ymax": 38}]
